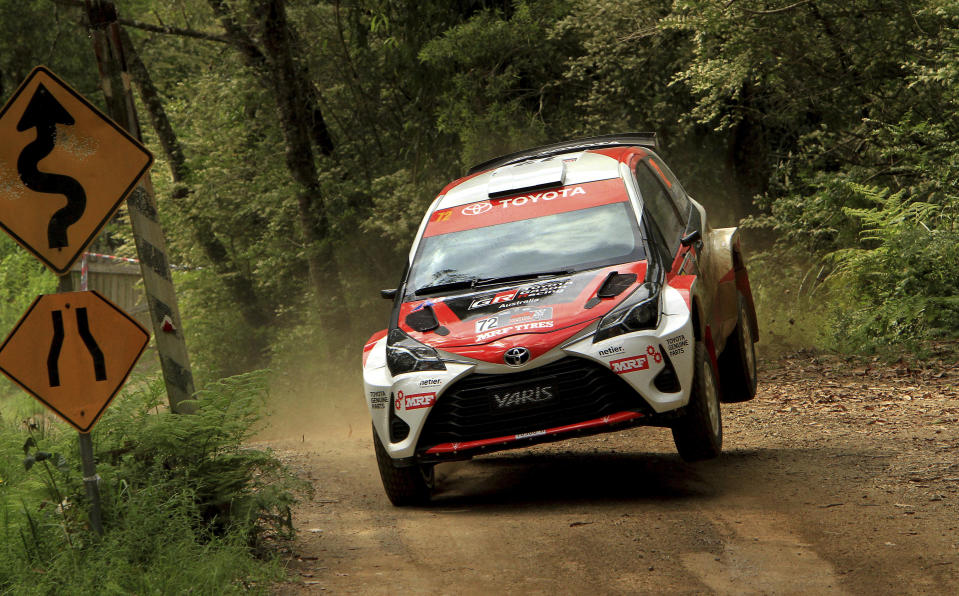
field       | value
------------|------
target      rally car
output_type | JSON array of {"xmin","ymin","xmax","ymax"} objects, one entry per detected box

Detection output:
[{"xmin": 362, "ymin": 133, "xmax": 758, "ymax": 505}]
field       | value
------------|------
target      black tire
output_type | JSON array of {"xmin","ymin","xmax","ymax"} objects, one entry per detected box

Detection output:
[
  {"xmin": 672, "ymin": 342, "xmax": 723, "ymax": 462},
  {"xmin": 372, "ymin": 426, "xmax": 433, "ymax": 506},
  {"xmin": 718, "ymin": 293, "xmax": 758, "ymax": 403}
]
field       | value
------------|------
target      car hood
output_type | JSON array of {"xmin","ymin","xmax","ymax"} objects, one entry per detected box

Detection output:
[{"xmin": 397, "ymin": 261, "xmax": 648, "ymax": 364}]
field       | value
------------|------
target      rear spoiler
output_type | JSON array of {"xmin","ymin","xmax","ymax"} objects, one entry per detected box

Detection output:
[{"xmin": 468, "ymin": 132, "xmax": 658, "ymax": 175}]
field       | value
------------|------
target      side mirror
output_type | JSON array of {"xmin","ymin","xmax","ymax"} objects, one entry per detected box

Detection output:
[
  {"xmin": 680, "ymin": 230, "xmax": 701, "ymax": 247},
  {"xmin": 380, "ymin": 288, "xmax": 397, "ymax": 300}
]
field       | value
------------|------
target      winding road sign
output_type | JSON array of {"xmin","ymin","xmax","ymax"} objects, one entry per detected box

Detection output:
[
  {"xmin": 0, "ymin": 66, "xmax": 153, "ymax": 274},
  {"xmin": 0, "ymin": 290, "xmax": 149, "ymax": 432}
]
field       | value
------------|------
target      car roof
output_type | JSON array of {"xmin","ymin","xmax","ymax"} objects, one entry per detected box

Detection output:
[
  {"xmin": 436, "ymin": 145, "xmax": 654, "ymax": 211},
  {"xmin": 467, "ymin": 132, "xmax": 657, "ymax": 174}
]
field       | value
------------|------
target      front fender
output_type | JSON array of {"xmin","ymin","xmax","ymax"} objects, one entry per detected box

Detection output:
[{"xmin": 707, "ymin": 227, "xmax": 758, "ymax": 346}]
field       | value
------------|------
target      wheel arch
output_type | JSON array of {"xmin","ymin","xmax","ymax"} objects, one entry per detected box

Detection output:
[
  {"xmin": 730, "ymin": 234, "xmax": 759, "ymax": 343},
  {"xmin": 710, "ymin": 227, "xmax": 759, "ymax": 344}
]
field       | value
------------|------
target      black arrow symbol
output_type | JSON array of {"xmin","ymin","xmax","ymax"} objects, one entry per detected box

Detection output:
[
  {"xmin": 47, "ymin": 310, "xmax": 64, "ymax": 387},
  {"xmin": 47, "ymin": 307, "xmax": 107, "ymax": 387},
  {"xmin": 16, "ymin": 83, "xmax": 87, "ymax": 250}
]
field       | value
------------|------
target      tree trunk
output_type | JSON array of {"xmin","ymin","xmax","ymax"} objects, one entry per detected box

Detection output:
[
  {"xmin": 120, "ymin": 29, "xmax": 275, "ymax": 356},
  {"xmin": 207, "ymin": 0, "xmax": 351, "ymax": 340},
  {"xmin": 256, "ymin": 0, "xmax": 349, "ymax": 332}
]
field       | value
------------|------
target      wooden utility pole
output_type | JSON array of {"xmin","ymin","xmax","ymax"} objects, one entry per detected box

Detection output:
[{"xmin": 84, "ymin": 0, "xmax": 196, "ymax": 413}]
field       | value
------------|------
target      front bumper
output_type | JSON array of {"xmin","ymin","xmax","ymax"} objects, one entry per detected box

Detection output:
[{"xmin": 363, "ymin": 287, "xmax": 695, "ymax": 461}]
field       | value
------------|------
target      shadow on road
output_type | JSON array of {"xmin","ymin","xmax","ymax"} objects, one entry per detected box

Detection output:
[
  {"xmin": 424, "ymin": 443, "xmax": 894, "ymax": 512},
  {"xmin": 428, "ymin": 447, "xmax": 778, "ymax": 509}
]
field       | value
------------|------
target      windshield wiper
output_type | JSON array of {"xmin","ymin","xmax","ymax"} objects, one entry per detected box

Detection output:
[
  {"xmin": 413, "ymin": 279, "xmax": 478, "ymax": 296},
  {"xmin": 475, "ymin": 269, "xmax": 572, "ymax": 287},
  {"xmin": 414, "ymin": 270, "xmax": 573, "ymax": 296}
]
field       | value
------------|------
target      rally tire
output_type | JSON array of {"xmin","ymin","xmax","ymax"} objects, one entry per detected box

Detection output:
[
  {"xmin": 672, "ymin": 342, "xmax": 723, "ymax": 462},
  {"xmin": 718, "ymin": 293, "xmax": 758, "ymax": 403},
  {"xmin": 372, "ymin": 426, "xmax": 434, "ymax": 506}
]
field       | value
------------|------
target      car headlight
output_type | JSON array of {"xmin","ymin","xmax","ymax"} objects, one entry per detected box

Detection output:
[
  {"xmin": 593, "ymin": 282, "xmax": 661, "ymax": 342},
  {"xmin": 386, "ymin": 328, "xmax": 447, "ymax": 376}
]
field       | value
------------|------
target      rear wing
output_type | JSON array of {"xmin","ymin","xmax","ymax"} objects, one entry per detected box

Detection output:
[{"xmin": 468, "ymin": 132, "xmax": 658, "ymax": 175}]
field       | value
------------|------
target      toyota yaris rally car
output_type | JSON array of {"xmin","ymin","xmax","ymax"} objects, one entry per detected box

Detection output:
[{"xmin": 362, "ymin": 133, "xmax": 759, "ymax": 505}]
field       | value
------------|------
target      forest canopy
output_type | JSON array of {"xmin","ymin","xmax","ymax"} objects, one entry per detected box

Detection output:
[{"xmin": 1, "ymin": 0, "xmax": 956, "ymax": 376}]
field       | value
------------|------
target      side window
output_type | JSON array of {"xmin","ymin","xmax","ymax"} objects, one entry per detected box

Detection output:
[
  {"xmin": 648, "ymin": 156, "xmax": 691, "ymax": 222},
  {"xmin": 634, "ymin": 161, "xmax": 684, "ymax": 255}
]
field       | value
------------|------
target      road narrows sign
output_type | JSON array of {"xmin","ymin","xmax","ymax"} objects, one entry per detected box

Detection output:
[
  {"xmin": 0, "ymin": 290, "xmax": 149, "ymax": 432},
  {"xmin": 0, "ymin": 66, "xmax": 153, "ymax": 274}
]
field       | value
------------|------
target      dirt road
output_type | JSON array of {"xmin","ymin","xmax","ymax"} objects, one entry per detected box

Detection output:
[{"xmin": 271, "ymin": 353, "xmax": 959, "ymax": 594}]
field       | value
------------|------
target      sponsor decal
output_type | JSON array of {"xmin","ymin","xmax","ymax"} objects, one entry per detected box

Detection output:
[
  {"xmin": 598, "ymin": 345, "xmax": 625, "ymax": 357},
  {"xmin": 474, "ymin": 307, "xmax": 552, "ymax": 333},
  {"xmin": 412, "ymin": 298, "xmax": 444, "ymax": 312},
  {"xmin": 666, "ymin": 335, "xmax": 688, "ymax": 357},
  {"xmin": 419, "ymin": 378, "xmax": 442, "ymax": 387},
  {"xmin": 498, "ymin": 186, "xmax": 586, "ymax": 206},
  {"xmin": 423, "ymin": 176, "xmax": 629, "ymax": 237},
  {"xmin": 476, "ymin": 320, "xmax": 553, "ymax": 342},
  {"xmin": 503, "ymin": 346, "xmax": 531, "ymax": 366},
  {"xmin": 498, "ymin": 297, "xmax": 540, "ymax": 309},
  {"xmin": 507, "ymin": 307, "xmax": 552, "ymax": 324},
  {"xmin": 424, "ymin": 178, "xmax": 627, "ymax": 238},
  {"xmin": 610, "ymin": 354, "xmax": 649, "ymax": 374},
  {"xmin": 515, "ymin": 430, "xmax": 547, "ymax": 440},
  {"xmin": 492, "ymin": 385, "xmax": 555, "ymax": 409},
  {"xmin": 469, "ymin": 279, "xmax": 572, "ymax": 310},
  {"xmin": 439, "ymin": 276, "xmax": 590, "ymax": 320},
  {"xmin": 462, "ymin": 187, "xmax": 587, "ymax": 217},
  {"xmin": 394, "ymin": 390, "xmax": 436, "ymax": 411},
  {"xmin": 462, "ymin": 201, "xmax": 493, "ymax": 215},
  {"xmin": 369, "ymin": 390, "xmax": 389, "ymax": 409},
  {"xmin": 646, "ymin": 344, "xmax": 663, "ymax": 364}
]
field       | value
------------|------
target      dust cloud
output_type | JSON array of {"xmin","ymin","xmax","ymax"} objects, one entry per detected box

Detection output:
[{"xmin": 256, "ymin": 360, "xmax": 370, "ymax": 444}]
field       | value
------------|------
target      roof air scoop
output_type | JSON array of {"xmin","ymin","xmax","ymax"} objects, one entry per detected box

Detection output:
[{"xmin": 487, "ymin": 158, "xmax": 566, "ymax": 199}]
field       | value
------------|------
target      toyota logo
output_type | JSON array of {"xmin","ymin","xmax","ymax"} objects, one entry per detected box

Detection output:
[
  {"xmin": 503, "ymin": 347, "xmax": 531, "ymax": 367},
  {"xmin": 462, "ymin": 201, "xmax": 493, "ymax": 216}
]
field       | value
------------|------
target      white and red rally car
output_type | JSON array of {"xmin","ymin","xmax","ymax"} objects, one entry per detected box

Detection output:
[{"xmin": 362, "ymin": 133, "xmax": 758, "ymax": 505}]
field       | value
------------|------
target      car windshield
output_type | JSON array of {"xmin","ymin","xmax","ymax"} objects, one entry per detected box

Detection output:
[{"xmin": 406, "ymin": 201, "xmax": 645, "ymax": 295}]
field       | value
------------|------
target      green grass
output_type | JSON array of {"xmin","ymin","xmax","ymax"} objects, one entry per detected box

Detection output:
[
  {"xmin": 0, "ymin": 371, "xmax": 304, "ymax": 595},
  {"xmin": 746, "ymin": 251, "xmax": 834, "ymax": 355}
]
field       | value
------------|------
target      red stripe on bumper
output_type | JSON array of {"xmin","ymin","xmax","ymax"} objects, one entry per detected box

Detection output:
[{"xmin": 424, "ymin": 411, "xmax": 644, "ymax": 455}]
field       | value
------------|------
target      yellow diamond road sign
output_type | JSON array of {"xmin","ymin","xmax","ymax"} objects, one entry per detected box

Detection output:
[
  {"xmin": 0, "ymin": 291, "xmax": 150, "ymax": 433},
  {"xmin": 0, "ymin": 66, "xmax": 153, "ymax": 274}
]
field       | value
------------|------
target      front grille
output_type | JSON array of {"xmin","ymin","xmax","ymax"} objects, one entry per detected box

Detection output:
[{"xmin": 417, "ymin": 357, "xmax": 651, "ymax": 448}]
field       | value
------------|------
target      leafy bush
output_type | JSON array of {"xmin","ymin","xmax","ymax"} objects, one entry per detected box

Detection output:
[
  {"xmin": 0, "ymin": 371, "xmax": 306, "ymax": 594},
  {"xmin": 826, "ymin": 183, "xmax": 959, "ymax": 351},
  {"xmin": 0, "ymin": 237, "xmax": 56, "ymax": 336}
]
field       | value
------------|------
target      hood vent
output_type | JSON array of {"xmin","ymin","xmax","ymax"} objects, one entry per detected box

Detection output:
[
  {"xmin": 405, "ymin": 305, "xmax": 439, "ymax": 332},
  {"xmin": 487, "ymin": 158, "xmax": 566, "ymax": 198},
  {"xmin": 586, "ymin": 271, "xmax": 638, "ymax": 309},
  {"xmin": 597, "ymin": 272, "xmax": 637, "ymax": 298}
]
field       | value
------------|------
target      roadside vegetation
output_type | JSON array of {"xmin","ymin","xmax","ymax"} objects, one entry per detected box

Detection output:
[
  {"xmin": 1, "ymin": 0, "xmax": 957, "ymax": 590},
  {"xmin": 0, "ymin": 371, "xmax": 304, "ymax": 594}
]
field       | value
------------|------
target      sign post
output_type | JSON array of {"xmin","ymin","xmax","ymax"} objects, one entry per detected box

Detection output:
[
  {"xmin": 61, "ymin": 274, "xmax": 104, "ymax": 537},
  {"xmin": 61, "ymin": 276, "xmax": 106, "ymax": 535}
]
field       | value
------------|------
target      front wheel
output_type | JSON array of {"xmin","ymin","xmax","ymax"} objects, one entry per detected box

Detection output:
[
  {"xmin": 672, "ymin": 341, "xmax": 723, "ymax": 462},
  {"xmin": 718, "ymin": 293, "xmax": 757, "ymax": 403},
  {"xmin": 372, "ymin": 426, "xmax": 434, "ymax": 506}
]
